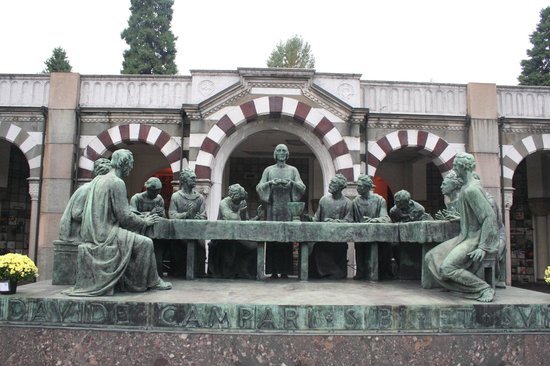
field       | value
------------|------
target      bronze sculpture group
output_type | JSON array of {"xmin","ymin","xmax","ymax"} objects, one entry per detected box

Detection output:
[
  {"xmin": 59, "ymin": 143, "xmax": 503, "ymax": 302},
  {"xmin": 63, "ymin": 149, "xmax": 171, "ymax": 296}
]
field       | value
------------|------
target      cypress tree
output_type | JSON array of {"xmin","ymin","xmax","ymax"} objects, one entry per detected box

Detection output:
[
  {"xmin": 121, "ymin": 0, "xmax": 178, "ymax": 74},
  {"xmin": 43, "ymin": 47, "xmax": 72, "ymax": 73},
  {"xmin": 518, "ymin": 7, "xmax": 550, "ymax": 86},
  {"xmin": 267, "ymin": 35, "xmax": 315, "ymax": 69}
]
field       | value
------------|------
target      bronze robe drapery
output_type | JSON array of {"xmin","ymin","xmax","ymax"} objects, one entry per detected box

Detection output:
[
  {"xmin": 256, "ymin": 164, "xmax": 306, "ymax": 275},
  {"xmin": 63, "ymin": 173, "xmax": 162, "ymax": 296},
  {"xmin": 352, "ymin": 193, "xmax": 390, "ymax": 279},
  {"xmin": 208, "ymin": 197, "xmax": 257, "ymax": 279},
  {"xmin": 426, "ymin": 180, "xmax": 500, "ymax": 297},
  {"xmin": 309, "ymin": 194, "xmax": 353, "ymax": 279}
]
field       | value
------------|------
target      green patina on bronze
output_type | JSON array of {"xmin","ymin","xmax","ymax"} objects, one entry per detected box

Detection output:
[
  {"xmin": 353, "ymin": 174, "xmax": 391, "ymax": 281},
  {"xmin": 208, "ymin": 183, "xmax": 259, "ymax": 279},
  {"xmin": 390, "ymin": 190, "xmax": 433, "ymax": 223},
  {"xmin": 53, "ymin": 146, "xmax": 499, "ymax": 306},
  {"xmin": 60, "ymin": 150, "xmax": 171, "ymax": 296},
  {"xmin": 148, "ymin": 219, "xmax": 456, "ymax": 243},
  {"xmin": 425, "ymin": 152, "xmax": 505, "ymax": 303},
  {"xmin": 168, "ymin": 168, "xmax": 208, "ymax": 279},
  {"xmin": 309, "ymin": 174, "xmax": 353, "ymax": 279},
  {"xmin": 1, "ymin": 296, "xmax": 549, "ymax": 333},
  {"xmin": 256, "ymin": 144, "xmax": 306, "ymax": 277},
  {"xmin": 54, "ymin": 219, "xmax": 460, "ymax": 285}
]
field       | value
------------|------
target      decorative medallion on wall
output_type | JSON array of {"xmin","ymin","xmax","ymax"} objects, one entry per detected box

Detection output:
[
  {"xmin": 337, "ymin": 83, "xmax": 354, "ymax": 101},
  {"xmin": 198, "ymin": 80, "xmax": 215, "ymax": 97}
]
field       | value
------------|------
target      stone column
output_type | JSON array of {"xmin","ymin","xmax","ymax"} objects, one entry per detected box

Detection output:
[
  {"xmin": 37, "ymin": 73, "xmax": 80, "ymax": 280},
  {"xmin": 503, "ymin": 187, "xmax": 514, "ymax": 286},
  {"xmin": 26, "ymin": 177, "xmax": 40, "ymax": 263},
  {"xmin": 528, "ymin": 198, "xmax": 550, "ymax": 281},
  {"xmin": 466, "ymin": 83, "xmax": 501, "ymax": 207}
]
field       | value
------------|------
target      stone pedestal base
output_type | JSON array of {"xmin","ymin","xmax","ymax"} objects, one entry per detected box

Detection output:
[
  {"xmin": 1, "ymin": 328, "xmax": 549, "ymax": 365},
  {"xmin": 52, "ymin": 240, "xmax": 78, "ymax": 285}
]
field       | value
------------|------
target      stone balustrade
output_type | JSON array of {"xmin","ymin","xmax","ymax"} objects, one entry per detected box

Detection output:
[
  {"xmin": 360, "ymin": 81, "xmax": 467, "ymax": 115},
  {"xmin": 0, "ymin": 75, "xmax": 50, "ymax": 107},
  {"xmin": 497, "ymin": 85, "xmax": 550, "ymax": 119}
]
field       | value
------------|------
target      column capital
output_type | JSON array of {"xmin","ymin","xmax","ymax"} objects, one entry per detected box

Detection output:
[
  {"xmin": 27, "ymin": 177, "xmax": 40, "ymax": 201},
  {"xmin": 503, "ymin": 187, "xmax": 515, "ymax": 210},
  {"xmin": 181, "ymin": 105, "xmax": 202, "ymax": 121}
]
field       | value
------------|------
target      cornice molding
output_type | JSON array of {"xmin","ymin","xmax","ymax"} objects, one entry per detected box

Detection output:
[{"xmin": 80, "ymin": 114, "xmax": 181, "ymax": 125}]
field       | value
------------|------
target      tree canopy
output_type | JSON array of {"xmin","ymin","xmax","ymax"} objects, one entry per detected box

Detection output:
[
  {"xmin": 121, "ymin": 0, "xmax": 178, "ymax": 74},
  {"xmin": 266, "ymin": 35, "xmax": 315, "ymax": 68},
  {"xmin": 43, "ymin": 47, "xmax": 72, "ymax": 73},
  {"xmin": 518, "ymin": 7, "xmax": 550, "ymax": 86}
]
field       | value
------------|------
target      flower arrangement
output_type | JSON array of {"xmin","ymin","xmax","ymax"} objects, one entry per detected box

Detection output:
[
  {"xmin": 545, "ymin": 266, "xmax": 550, "ymax": 285},
  {"xmin": 0, "ymin": 253, "xmax": 39, "ymax": 282}
]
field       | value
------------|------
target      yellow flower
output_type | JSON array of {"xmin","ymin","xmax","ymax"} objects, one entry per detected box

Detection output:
[{"xmin": 0, "ymin": 253, "xmax": 38, "ymax": 281}]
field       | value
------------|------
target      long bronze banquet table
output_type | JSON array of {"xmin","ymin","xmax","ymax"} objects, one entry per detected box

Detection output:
[{"xmin": 148, "ymin": 219, "xmax": 461, "ymax": 281}]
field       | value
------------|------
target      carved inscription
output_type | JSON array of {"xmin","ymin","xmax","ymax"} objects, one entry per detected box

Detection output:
[
  {"xmin": 158, "ymin": 305, "xmax": 231, "ymax": 329},
  {"xmin": 258, "ymin": 307, "xmax": 276, "ymax": 330},
  {"xmin": 439, "ymin": 308, "xmax": 473, "ymax": 329},
  {"xmin": 2, "ymin": 300, "xmax": 549, "ymax": 332},
  {"xmin": 517, "ymin": 305, "xmax": 538, "ymax": 328},
  {"xmin": 500, "ymin": 305, "xmax": 514, "ymax": 328},
  {"xmin": 544, "ymin": 305, "xmax": 550, "ymax": 328},
  {"xmin": 181, "ymin": 305, "xmax": 201, "ymax": 328},
  {"xmin": 239, "ymin": 307, "xmax": 254, "ymax": 329},
  {"xmin": 345, "ymin": 308, "xmax": 360, "ymax": 330},
  {"xmin": 208, "ymin": 306, "xmax": 229, "ymax": 329},
  {"xmin": 284, "ymin": 307, "xmax": 299, "ymax": 330},
  {"xmin": 372, "ymin": 306, "xmax": 393, "ymax": 329},
  {"xmin": 5, "ymin": 299, "xmax": 145, "ymax": 326}
]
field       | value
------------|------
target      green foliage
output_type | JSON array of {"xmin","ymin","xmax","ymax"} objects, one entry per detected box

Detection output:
[
  {"xmin": 43, "ymin": 47, "xmax": 72, "ymax": 73},
  {"xmin": 121, "ymin": 0, "xmax": 178, "ymax": 74},
  {"xmin": 266, "ymin": 35, "xmax": 315, "ymax": 68},
  {"xmin": 518, "ymin": 7, "xmax": 550, "ymax": 86}
]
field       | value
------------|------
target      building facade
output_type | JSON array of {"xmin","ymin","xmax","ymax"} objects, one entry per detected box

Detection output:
[{"xmin": 1, "ymin": 69, "xmax": 549, "ymax": 284}]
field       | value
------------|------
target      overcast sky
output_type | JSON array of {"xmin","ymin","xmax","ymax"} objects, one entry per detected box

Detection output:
[{"xmin": 0, "ymin": 0, "xmax": 548, "ymax": 85}]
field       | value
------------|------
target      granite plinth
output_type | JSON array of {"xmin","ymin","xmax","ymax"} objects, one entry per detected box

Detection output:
[{"xmin": 2, "ymin": 328, "xmax": 549, "ymax": 366}]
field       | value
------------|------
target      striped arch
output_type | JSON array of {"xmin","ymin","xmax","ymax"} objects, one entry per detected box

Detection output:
[
  {"xmin": 0, "ymin": 122, "xmax": 42, "ymax": 177},
  {"xmin": 194, "ymin": 96, "xmax": 355, "ymax": 181},
  {"xmin": 79, "ymin": 123, "xmax": 181, "ymax": 178},
  {"xmin": 502, "ymin": 134, "xmax": 550, "ymax": 188},
  {"xmin": 367, "ymin": 130, "xmax": 457, "ymax": 177}
]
